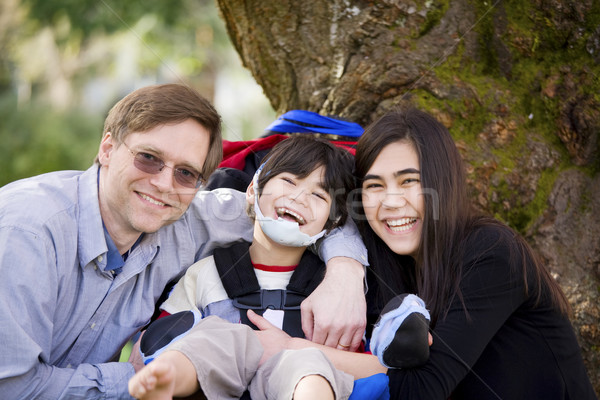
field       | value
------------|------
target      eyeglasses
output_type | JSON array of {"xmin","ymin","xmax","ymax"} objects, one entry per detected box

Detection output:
[{"xmin": 122, "ymin": 142, "xmax": 205, "ymax": 189}]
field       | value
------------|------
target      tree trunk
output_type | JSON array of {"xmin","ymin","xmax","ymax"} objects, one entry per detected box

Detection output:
[{"xmin": 216, "ymin": 0, "xmax": 600, "ymax": 393}]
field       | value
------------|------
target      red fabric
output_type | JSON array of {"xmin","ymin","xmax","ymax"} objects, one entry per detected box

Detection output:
[
  {"xmin": 252, "ymin": 263, "xmax": 298, "ymax": 272},
  {"xmin": 328, "ymin": 141, "xmax": 357, "ymax": 156},
  {"xmin": 220, "ymin": 135, "xmax": 356, "ymax": 170},
  {"xmin": 220, "ymin": 135, "xmax": 289, "ymax": 169}
]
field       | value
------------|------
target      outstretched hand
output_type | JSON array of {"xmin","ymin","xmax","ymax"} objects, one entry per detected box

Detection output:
[
  {"xmin": 247, "ymin": 310, "xmax": 293, "ymax": 366},
  {"xmin": 301, "ymin": 257, "xmax": 366, "ymax": 352}
]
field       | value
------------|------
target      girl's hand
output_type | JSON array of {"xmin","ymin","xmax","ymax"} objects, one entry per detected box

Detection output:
[{"xmin": 247, "ymin": 309, "xmax": 293, "ymax": 366}]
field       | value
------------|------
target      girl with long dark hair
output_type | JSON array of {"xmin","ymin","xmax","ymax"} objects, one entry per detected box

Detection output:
[{"xmin": 354, "ymin": 106, "xmax": 595, "ymax": 399}]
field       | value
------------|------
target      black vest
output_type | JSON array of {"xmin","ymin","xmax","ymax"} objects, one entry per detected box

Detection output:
[{"xmin": 214, "ymin": 241, "xmax": 325, "ymax": 338}]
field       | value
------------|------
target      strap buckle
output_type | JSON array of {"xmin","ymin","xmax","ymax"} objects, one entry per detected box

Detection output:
[{"xmin": 233, "ymin": 289, "xmax": 304, "ymax": 310}]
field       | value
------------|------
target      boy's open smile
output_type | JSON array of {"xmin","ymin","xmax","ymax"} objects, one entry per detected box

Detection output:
[{"xmin": 276, "ymin": 207, "xmax": 307, "ymax": 225}]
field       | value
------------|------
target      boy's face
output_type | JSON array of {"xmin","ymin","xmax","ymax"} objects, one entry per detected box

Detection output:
[{"xmin": 249, "ymin": 166, "xmax": 332, "ymax": 237}]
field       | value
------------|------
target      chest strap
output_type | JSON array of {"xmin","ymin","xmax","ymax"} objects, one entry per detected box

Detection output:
[{"xmin": 214, "ymin": 242, "xmax": 325, "ymax": 337}]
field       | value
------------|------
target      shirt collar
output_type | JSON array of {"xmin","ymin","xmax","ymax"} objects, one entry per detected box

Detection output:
[
  {"xmin": 102, "ymin": 224, "xmax": 125, "ymax": 273},
  {"xmin": 77, "ymin": 164, "xmax": 158, "ymax": 273},
  {"xmin": 77, "ymin": 165, "xmax": 107, "ymax": 269}
]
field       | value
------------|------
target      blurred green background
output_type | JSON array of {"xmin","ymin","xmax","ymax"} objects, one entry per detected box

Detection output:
[{"xmin": 0, "ymin": 0, "xmax": 275, "ymax": 187}]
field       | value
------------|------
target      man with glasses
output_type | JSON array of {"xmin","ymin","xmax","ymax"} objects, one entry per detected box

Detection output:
[{"xmin": 0, "ymin": 84, "xmax": 368, "ymax": 399}]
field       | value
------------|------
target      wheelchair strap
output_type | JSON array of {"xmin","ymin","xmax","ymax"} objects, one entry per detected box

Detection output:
[{"xmin": 214, "ymin": 241, "xmax": 325, "ymax": 337}]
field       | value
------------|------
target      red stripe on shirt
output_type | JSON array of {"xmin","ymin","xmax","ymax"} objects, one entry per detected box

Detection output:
[{"xmin": 252, "ymin": 263, "xmax": 297, "ymax": 272}]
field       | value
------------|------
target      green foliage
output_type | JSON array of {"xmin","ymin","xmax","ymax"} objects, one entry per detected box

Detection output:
[
  {"xmin": 22, "ymin": 0, "xmax": 189, "ymax": 37},
  {"xmin": 0, "ymin": 94, "xmax": 102, "ymax": 187},
  {"xmin": 119, "ymin": 339, "xmax": 134, "ymax": 362},
  {"xmin": 16, "ymin": 0, "xmax": 231, "ymax": 80},
  {"xmin": 0, "ymin": 0, "xmax": 273, "ymax": 186}
]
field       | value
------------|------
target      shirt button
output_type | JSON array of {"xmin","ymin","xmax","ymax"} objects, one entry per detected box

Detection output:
[
  {"xmin": 90, "ymin": 322, "xmax": 96, "ymax": 329},
  {"xmin": 98, "ymin": 255, "xmax": 103, "ymax": 262}
]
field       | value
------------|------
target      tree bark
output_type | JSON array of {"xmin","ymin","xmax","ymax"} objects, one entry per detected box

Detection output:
[{"xmin": 216, "ymin": 0, "xmax": 600, "ymax": 393}]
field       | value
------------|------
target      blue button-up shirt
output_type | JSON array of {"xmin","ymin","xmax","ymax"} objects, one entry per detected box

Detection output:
[{"xmin": 0, "ymin": 165, "xmax": 367, "ymax": 399}]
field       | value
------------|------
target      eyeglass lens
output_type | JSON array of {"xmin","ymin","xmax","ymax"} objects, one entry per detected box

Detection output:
[{"xmin": 132, "ymin": 152, "xmax": 202, "ymax": 189}]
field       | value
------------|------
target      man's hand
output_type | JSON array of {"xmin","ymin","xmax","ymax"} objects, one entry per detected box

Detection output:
[{"xmin": 301, "ymin": 257, "xmax": 366, "ymax": 352}]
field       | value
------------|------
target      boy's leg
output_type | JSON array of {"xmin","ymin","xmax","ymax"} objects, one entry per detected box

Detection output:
[
  {"xmin": 249, "ymin": 347, "xmax": 354, "ymax": 400},
  {"xmin": 165, "ymin": 316, "xmax": 262, "ymax": 400},
  {"xmin": 370, "ymin": 294, "xmax": 431, "ymax": 369},
  {"xmin": 129, "ymin": 350, "xmax": 197, "ymax": 400},
  {"xmin": 293, "ymin": 375, "xmax": 335, "ymax": 400}
]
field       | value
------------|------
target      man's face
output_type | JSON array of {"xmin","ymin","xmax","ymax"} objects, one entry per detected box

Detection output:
[{"xmin": 97, "ymin": 119, "xmax": 210, "ymax": 242}]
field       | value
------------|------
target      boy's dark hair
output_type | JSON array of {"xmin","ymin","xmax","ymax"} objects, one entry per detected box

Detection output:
[{"xmin": 256, "ymin": 135, "xmax": 354, "ymax": 231}]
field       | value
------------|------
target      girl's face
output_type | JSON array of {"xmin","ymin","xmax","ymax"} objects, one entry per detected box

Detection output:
[{"xmin": 361, "ymin": 140, "xmax": 424, "ymax": 258}]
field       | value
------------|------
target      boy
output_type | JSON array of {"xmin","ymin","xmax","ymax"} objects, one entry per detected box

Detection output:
[{"xmin": 129, "ymin": 135, "xmax": 358, "ymax": 399}]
